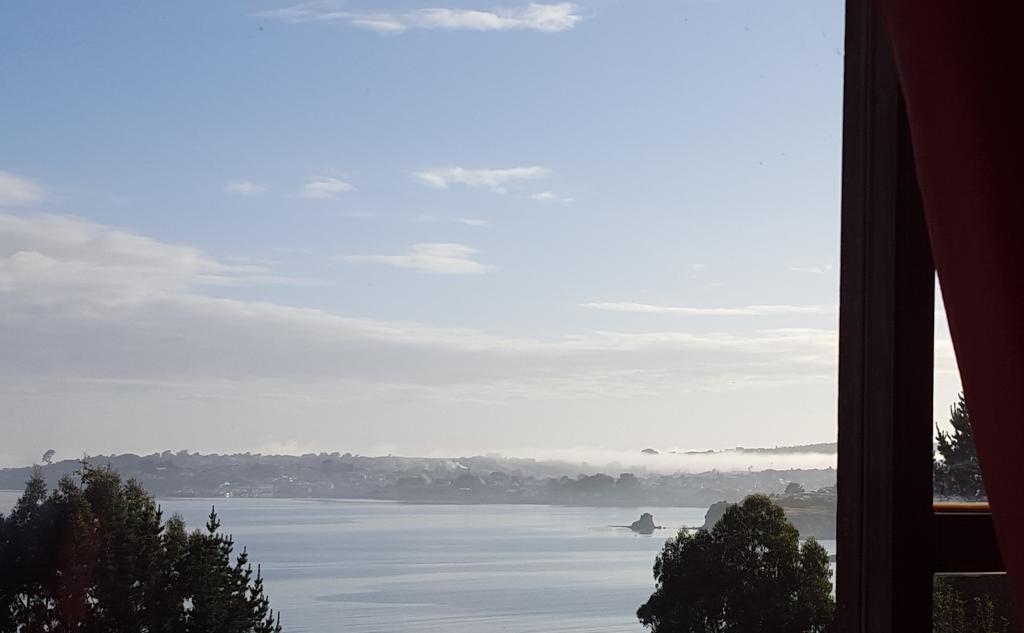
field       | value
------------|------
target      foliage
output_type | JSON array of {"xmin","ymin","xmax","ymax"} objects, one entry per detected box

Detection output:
[
  {"xmin": 784, "ymin": 482, "xmax": 805, "ymax": 495},
  {"xmin": 0, "ymin": 465, "xmax": 282, "ymax": 633},
  {"xmin": 933, "ymin": 393, "xmax": 986, "ymax": 500},
  {"xmin": 637, "ymin": 494, "xmax": 834, "ymax": 633},
  {"xmin": 933, "ymin": 577, "xmax": 1010, "ymax": 633}
]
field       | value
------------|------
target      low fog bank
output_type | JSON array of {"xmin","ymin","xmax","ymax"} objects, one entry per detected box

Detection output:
[
  {"xmin": 493, "ymin": 445, "xmax": 837, "ymax": 475},
  {"xmin": 0, "ymin": 444, "xmax": 837, "ymax": 511},
  {"xmin": 0, "ymin": 443, "xmax": 837, "ymax": 478}
]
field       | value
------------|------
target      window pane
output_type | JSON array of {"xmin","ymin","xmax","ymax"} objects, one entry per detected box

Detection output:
[{"xmin": 1, "ymin": 1, "xmax": 843, "ymax": 632}]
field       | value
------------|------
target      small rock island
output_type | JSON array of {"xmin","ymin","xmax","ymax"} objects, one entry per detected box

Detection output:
[{"xmin": 630, "ymin": 512, "xmax": 657, "ymax": 534}]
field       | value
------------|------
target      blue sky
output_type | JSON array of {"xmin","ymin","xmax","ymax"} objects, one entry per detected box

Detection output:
[{"xmin": 0, "ymin": 1, "xmax": 962, "ymax": 466}]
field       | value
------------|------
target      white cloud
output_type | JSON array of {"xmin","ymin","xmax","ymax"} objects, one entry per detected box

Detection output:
[
  {"xmin": 225, "ymin": 180, "xmax": 269, "ymax": 196},
  {"xmin": 790, "ymin": 264, "xmax": 833, "ymax": 274},
  {"xmin": 0, "ymin": 171, "xmax": 43, "ymax": 206},
  {"xmin": 0, "ymin": 213, "xmax": 840, "ymax": 465},
  {"xmin": 0, "ymin": 215, "xmax": 837, "ymax": 384},
  {"xmin": 581, "ymin": 302, "xmax": 837, "ymax": 316},
  {"xmin": 531, "ymin": 191, "xmax": 574, "ymax": 204},
  {"xmin": 0, "ymin": 213, "xmax": 312, "ymax": 310},
  {"xmin": 415, "ymin": 214, "xmax": 490, "ymax": 227},
  {"xmin": 338, "ymin": 242, "xmax": 492, "ymax": 274},
  {"xmin": 300, "ymin": 176, "xmax": 356, "ymax": 199},
  {"xmin": 259, "ymin": 2, "xmax": 582, "ymax": 34},
  {"xmin": 0, "ymin": 212, "xmax": 837, "ymax": 391},
  {"xmin": 414, "ymin": 166, "xmax": 548, "ymax": 191}
]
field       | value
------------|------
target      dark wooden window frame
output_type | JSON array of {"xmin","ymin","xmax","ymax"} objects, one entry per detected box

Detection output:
[{"xmin": 837, "ymin": 2, "xmax": 1003, "ymax": 632}]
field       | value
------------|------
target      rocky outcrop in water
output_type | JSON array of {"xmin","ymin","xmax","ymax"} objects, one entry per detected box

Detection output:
[{"xmin": 630, "ymin": 512, "xmax": 657, "ymax": 534}]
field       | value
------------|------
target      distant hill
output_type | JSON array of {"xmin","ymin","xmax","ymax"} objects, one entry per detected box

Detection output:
[
  {"xmin": 0, "ymin": 449, "xmax": 837, "ymax": 508},
  {"xmin": 733, "ymin": 442, "xmax": 837, "ymax": 454}
]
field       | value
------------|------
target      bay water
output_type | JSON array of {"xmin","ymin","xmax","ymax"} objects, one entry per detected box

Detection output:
[{"xmin": 1, "ymin": 492, "xmax": 835, "ymax": 632}]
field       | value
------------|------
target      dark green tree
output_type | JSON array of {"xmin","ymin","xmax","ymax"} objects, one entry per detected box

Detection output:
[
  {"xmin": 637, "ymin": 495, "xmax": 834, "ymax": 633},
  {"xmin": 933, "ymin": 577, "xmax": 1011, "ymax": 633},
  {"xmin": 0, "ymin": 465, "xmax": 282, "ymax": 633},
  {"xmin": 934, "ymin": 393, "xmax": 986, "ymax": 499}
]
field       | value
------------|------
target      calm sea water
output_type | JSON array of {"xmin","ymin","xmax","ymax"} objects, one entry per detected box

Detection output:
[{"xmin": 1, "ymin": 492, "xmax": 835, "ymax": 633}]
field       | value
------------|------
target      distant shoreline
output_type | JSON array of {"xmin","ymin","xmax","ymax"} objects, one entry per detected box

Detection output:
[{"xmin": 152, "ymin": 495, "xmax": 711, "ymax": 510}]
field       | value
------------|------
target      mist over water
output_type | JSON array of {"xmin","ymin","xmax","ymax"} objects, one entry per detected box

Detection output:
[{"xmin": 403, "ymin": 447, "xmax": 838, "ymax": 475}]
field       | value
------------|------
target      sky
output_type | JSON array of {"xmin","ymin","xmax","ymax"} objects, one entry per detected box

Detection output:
[{"xmin": 0, "ymin": 1, "xmax": 962, "ymax": 467}]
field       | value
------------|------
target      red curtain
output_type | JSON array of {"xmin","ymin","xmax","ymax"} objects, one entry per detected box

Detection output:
[{"xmin": 876, "ymin": 0, "xmax": 1024, "ymax": 611}]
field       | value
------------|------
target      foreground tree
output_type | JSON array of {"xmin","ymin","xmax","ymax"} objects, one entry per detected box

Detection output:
[
  {"xmin": 934, "ymin": 393, "xmax": 986, "ymax": 499},
  {"xmin": 638, "ymin": 494, "xmax": 833, "ymax": 633},
  {"xmin": 0, "ymin": 465, "xmax": 282, "ymax": 633}
]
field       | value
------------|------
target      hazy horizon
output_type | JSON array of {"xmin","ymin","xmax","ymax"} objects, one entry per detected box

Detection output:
[{"xmin": 2, "ymin": 441, "xmax": 839, "ymax": 474}]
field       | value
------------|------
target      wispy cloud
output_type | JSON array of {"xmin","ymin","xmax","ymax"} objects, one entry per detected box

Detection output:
[
  {"xmin": 225, "ymin": 180, "xmax": 269, "ymax": 196},
  {"xmin": 259, "ymin": 2, "xmax": 582, "ymax": 34},
  {"xmin": 0, "ymin": 213, "xmax": 316, "ymax": 309},
  {"xmin": 687, "ymin": 263, "xmax": 711, "ymax": 280},
  {"xmin": 531, "ymin": 191, "xmax": 574, "ymax": 204},
  {"xmin": 0, "ymin": 216, "xmax": 837, "ymax": 390},
  {"xmin": 0, "ymin": 213, "xmax": 842, "ymax": 465},
  {"xmin": 0, "ymin": 170, "xmax": 43, "ymax": 206},
  {"xmin": 338, "ymin": 243, "xmax": 493, "ymax": 274},
  {"xmin": 300, "ymin": 175, "xmax": 356, "ymax": 199},
  {"xmin": 414, "ymin": 166, "xmax": 548, "ymax": 192},
  {"xmin": 581, "ymin": 302, "xmax": 837, "ymax": 316},
  {"xmin": 790, "ymin": 264, "xmax": 833, "ymax": 274},
  {"xmin": 416, "ymin": 214, "xmax": 490, "ymax": 227}
]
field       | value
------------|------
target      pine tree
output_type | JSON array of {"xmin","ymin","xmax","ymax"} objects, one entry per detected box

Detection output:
[
  {"xmin": 249, "ymin": 565, "xmax": 283, "ymax": 633},
  {"xmin": 934, "ymin": 393, "xmax": 986, "ymax": 499},
  {"xmin": 0, "ymin": 465, "xmax": 284, "ymax": 633}
]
